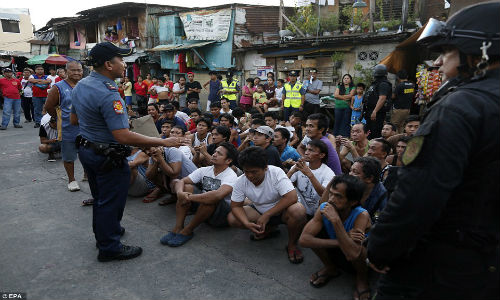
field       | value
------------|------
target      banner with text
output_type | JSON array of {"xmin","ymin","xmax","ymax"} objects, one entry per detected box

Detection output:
[{"xmin": 179, "ymin": 9, "xmax": 232, "ymax": 41}]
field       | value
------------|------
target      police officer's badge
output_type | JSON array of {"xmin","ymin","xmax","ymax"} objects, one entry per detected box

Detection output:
[
  {"xmin": 113, "ymin": 100, "xmax": 124, "ymax": 114},
  {"xmin": 402, "ymin": 136, "xmax": 424, "ymax": 166},
  {"xmin": 104, "ymin": 82, "xmax": 117, "ymax": 91}
]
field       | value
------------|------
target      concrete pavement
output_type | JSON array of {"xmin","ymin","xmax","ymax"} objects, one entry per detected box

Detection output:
[{"xmin": 0, "ymin": 116, "xmax": 359, "ymax": 300}]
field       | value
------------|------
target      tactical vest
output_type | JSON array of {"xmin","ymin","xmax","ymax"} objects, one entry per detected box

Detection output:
[
  {"xmin": 221, "ymin": 80, "xmax": 238, "ymax": 101},
  {"xmin": 284, "ymin": 82, "xmax": 303, "ymax": 108}
]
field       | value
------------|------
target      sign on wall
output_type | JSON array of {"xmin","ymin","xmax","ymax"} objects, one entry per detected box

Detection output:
[{"xmin": 179, "ymin": 9, "xmax": 232, "ymax": 41}]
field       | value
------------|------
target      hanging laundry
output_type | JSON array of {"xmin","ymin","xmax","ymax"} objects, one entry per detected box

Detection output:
[
  {"xmin": 178, "ymin": 52, "xmax": 188, "ymax": 73},
  {"xmin": 186, "ymin": 52, "xmax": 194, "ymax": 68},
  {"xmin": 117, "ymin": 19, "xmax": 123, "ymax": 31},
  {"xmin": 133, "ymin": 63, "xmax": 140, "ymax": 82}
]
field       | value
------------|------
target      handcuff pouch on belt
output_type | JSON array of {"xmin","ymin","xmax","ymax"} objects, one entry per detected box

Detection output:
[{"xmin": 76, "ymin": 135, "xmax": 132, "ymax": 172}]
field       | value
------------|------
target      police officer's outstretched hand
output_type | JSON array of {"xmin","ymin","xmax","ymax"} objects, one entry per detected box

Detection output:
[{"xmin": 162, "ymin": 136, "xmax": 190, "ymax": 148}]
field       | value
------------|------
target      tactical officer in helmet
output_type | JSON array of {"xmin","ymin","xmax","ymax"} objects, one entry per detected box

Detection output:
[
  {"xmin": 70, "ymin": 42, "xmax": 188, "ymax": 262},
  {"xmin": 366, "ymin": 2, "xmax": 499, "ymax": 299},
  {"xmin": 363, "ymin": 64, "xmax": 392, "ymax": 139}
]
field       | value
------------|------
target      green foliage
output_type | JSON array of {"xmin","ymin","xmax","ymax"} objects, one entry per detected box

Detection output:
[
  {"xmin": 287, "ymin": 5, "xmax": 320, "ymax": 35},
  {"xmin": 353, "ymin": 62, "xmax": 376, "ymax": 86},
  {"xmin": 340, "ymin": 5, "xmax": 364, "ymax": 30},
  {"xmin": 331, "ymin": 51, "xmax": 345, "ymax": 63},
  {"xmin": 320, "ymin": 14, "xmax": 339, "ymax": 32}
]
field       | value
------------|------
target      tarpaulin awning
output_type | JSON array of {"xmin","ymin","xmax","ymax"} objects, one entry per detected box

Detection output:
[
  {"xmin": 0, "ymin": 13, "xmax": 20, "ymax": 22},
  {"xmin": 379, "ymin": 24, "xmax": 427, "ymax": 74},
  {"xmin": 148, "ymin": 41, "xmax": 216, "ymax": 52},
  {"xmin": 123, "ymin": 52, "xmax": 148, "ymax": 63},
  {"xmin": 262, "ymin": 46, "xmax": 353, "ymax": 58}
]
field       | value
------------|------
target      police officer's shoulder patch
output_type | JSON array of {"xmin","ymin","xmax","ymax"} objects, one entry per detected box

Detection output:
[
  {"xmin": 113, "ymin": 100, "xmax": 124, "ymax": 114},
  {"xmin": 104, "ymin": 82, "xmax": 117, "ymax": 91},
  {"xmin": 402, "ymin": 135, "xmax": 424, "ymax": 166}
]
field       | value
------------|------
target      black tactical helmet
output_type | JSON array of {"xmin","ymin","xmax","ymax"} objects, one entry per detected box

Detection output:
[
  {"xmin": 417, "ymin": 2, "xmax": 500, "ymax": 58},
  {"xmin": 373, "ymin": 64, "xmax": 388, "ymax": 77}
]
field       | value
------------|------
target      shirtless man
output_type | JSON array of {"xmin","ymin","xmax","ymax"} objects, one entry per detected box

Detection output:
[{"xmin": 338, "ymin": 123, "xmax": 370, "ymax": 172}]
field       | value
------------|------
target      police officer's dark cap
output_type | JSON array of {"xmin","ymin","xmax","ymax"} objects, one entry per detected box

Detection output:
[
  {"xmin": 88, "ymin": 42, "xmax": 133, "ymax": 65},
  {"xmin": 289, "ymin": 70, "xmax": 299, "ymax": 76},
  {"xmin": 164, "ymin": 104, "xmax": 174, "ymax": 111},
  {"xmin": 226, "ymin": 71, "xmax": 234, "ymax": 77}
]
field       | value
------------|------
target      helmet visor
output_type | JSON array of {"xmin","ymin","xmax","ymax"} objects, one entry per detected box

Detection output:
[{"xmin": 417, "ymin": 18, "xmax": 446, "ymax": 46}]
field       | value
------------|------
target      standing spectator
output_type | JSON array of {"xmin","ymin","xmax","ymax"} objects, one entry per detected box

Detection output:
[
  {"xmin": 203, "ymin": 71, "xmax": 221, "ymax": 111},
  {"xmin": 134, "ymin": 75, "xmax": 148, "ymax": 116},
  {"xmin": 54, "ymin": 68, "xmax": 66, "ymax": 83},
  {"xmin": 288, "ymin": 139, "xmax": 334, "ymax": 217},
  {"xmin": 46, "ymin": 67, "xmax": 58, "ymax": 87},
  {"xmin": 0, "ymin": 68, "xmax": 22, "ymax": 130},
  {"xmin": 363, "ymin": 65, "xmax": 392, "ymax": 139},
  {"xmin": 239, "ymin": 78, "xmax": 254, "ymax": 112},
  {"xmin": 299, "ymin": 174, "xmax": 371, "ymax": 296},
  {"xmin": 273, "ymin": 79, "xmax": 285, "ymax": 112},
  {"xmin": 172, "ymin": 76, "xmax": 186, "ymax": 106},
  {"xmin": 391, "ymin": 69, "xmax": 415, "ymax": 133},
  {"xmin": 122, "ymin": 76, "xmax": 133, "ymax": 113},
  {"xmin": 303, "ymin": 69, "xmax": 323, "ymax": 119},
  {"xmin": 29, "ymin": 65, "xmax": 51, "ymax": 128},
  {"xmin": 228, "ymin": 146, "xmax": 307, "ymax": 264},
  {"xmin": 220, "ymin": 71, "xmax": 240, "ymax": 109},
  {"xmin": 147, "ymin": 77, "xmax": 158, "ymax": 104},
  {"xmin": 20, "ymin": 68, "xmax": 34, "ymax": 123},
  {"xmin": 282, "ymin": 70, "xmax": 305, "ymax": 122},
  {"xmin": 44, "ymin": 61, "xmax": 84, "ymax": 192},
  {"xmin": 163, "ymin": 73, "xmax": 174, "ymax": 100},
  {"xmin": 264, "ymin": 76, "xmax": 279, "ymax": 112},
  {"xmin": 333, "ymin": 74, "xmax": 355, "ymax": 137},
  {"xmin": 350, "ymin": 83, "xmax": 366, "ymax": 126},
  {"xmin": 185, "ymin": 72, "xmax": 201, "ymax": 110}
]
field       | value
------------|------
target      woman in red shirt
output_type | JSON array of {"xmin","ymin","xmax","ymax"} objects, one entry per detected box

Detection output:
[{"xmin": 134, "ymin": 75, "xmax": 148, "ymax": 116}]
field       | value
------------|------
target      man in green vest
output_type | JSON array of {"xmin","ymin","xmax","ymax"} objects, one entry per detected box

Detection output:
[
  {"xmin": 220, "ymin": 71, "xmax": 240, "ymax": 110},
  {"xmin": 282, "ymin": 70, "xmax": 306, "ymax": 123}
]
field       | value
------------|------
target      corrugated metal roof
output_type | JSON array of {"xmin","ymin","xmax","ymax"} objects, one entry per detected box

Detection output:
[
  {"xmin": 0, "ymin": 13, "xmax": 20, "ymax": 22},
  {"xmin": 262, "ymin": 46, "xmax": 353, "ymax": 57},
  {"xmin": 243, "ymin": 7, "xmax": 280, "ymax": 34},
  {"xmin": 148, "ymin": 41, "xmax": 215, "ymax": 52}
]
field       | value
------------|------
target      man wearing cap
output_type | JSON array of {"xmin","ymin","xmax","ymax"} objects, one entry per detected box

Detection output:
[
  {"xmin": 367, "ymin": 3, "xmax": 500, "ymax": 298},
  {"xmin": 70, "ymin": 42, "xmax": 186, "ymax": 262},
  {"xmin": 0, "ymin": 68, "xmax": 22, "ymax": 130},
  {"xmin": 157, "ymin": 103, "xmax": 187, "ymax": 132},
  {"xmin": 282, "ymin": 70, "xmax": 306, "ymax": 123},
  {"xmin": 303, "ymin": 68, "xmax": 323, "ymax": 119},
  {"xmin": 251, "ymin": 125, "xmax": 282, "ymax": 168},
  {"xmin": 220, "ymin": 71, "xmax": 240, "ymax": 110}
]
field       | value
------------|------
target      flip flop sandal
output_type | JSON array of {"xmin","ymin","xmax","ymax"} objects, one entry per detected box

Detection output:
[
  {"xmin": 143, "ymin": 194, "xmax": 160, "ymax": 203},
  {"xmin": 285, "ymin": 246, "xmax": 304, "ymax": 264},
  {"xmin": 309, "ymin": 270, "xmax": 342, "ymax": 288},
  {"xmin": 353, "ymin": 289, "xmax": 371, "ymax": 300}
]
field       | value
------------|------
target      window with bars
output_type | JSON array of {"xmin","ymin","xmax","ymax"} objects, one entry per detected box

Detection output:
[{"xmin": 1, "ymin": 20, "xmax": 20, "ymax": 33}]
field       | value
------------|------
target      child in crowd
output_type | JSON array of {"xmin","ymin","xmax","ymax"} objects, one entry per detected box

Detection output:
[
  {"xmin": 253, "ymin": 84, "xmax": 268, "ymax": 114},
  {"xmin": 350, "ymin": 83, "xmax": 366, "ymax": 126},
  {"xmin": 239, "ymin": 78, "xmax": 255, "ymax": 112}
]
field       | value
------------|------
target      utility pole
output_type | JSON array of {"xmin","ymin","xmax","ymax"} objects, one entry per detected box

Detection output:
[
  {"xmin": 279, "ymin": 0, "xmax": 283, "ymax": 31},
  {"xmin": 401, "ymin": 0, "xmax": 409, "ymax": 31},
  {"xmin": 369, "ymin": 0, "xmax": 375, "ymax": 32}
]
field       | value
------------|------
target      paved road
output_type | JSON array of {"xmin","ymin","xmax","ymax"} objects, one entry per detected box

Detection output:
[{"xmin": 0, "ymin": 117, "xmax": 358, "ymax": 300}]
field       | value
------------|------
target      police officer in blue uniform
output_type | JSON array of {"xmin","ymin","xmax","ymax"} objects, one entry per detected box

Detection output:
[
  {"xmin": 71, "ymin": 42, "xmax": 185, "ymax": 262},
  {"xmin": 366, "ymin": 2, "xmax": 499, "ymax": 299}
]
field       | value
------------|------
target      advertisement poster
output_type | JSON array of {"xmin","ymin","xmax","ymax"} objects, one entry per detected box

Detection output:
[{"xmin": 257, "ymin": 66, "xmax": 274, "ymax": 80}]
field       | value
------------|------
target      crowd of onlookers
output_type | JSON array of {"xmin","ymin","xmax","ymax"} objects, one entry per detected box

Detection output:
[{"xmin": 1, "ymin": 64, "xmax": 418, "ymax": 299}]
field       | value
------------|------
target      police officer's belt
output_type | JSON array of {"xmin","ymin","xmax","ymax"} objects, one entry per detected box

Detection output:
[{"xmin": 76, "ymin": 136, "xmax": 131, "ymax": 156}]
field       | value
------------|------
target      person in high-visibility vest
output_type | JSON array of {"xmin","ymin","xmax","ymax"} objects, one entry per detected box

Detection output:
[
  {"xmin": 282, "ymin": 70, "xmax": 305, "ymax": 122},
  {"xmin": 220, "ymin": 71, "xmax": 240, "ymax": 110}
]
